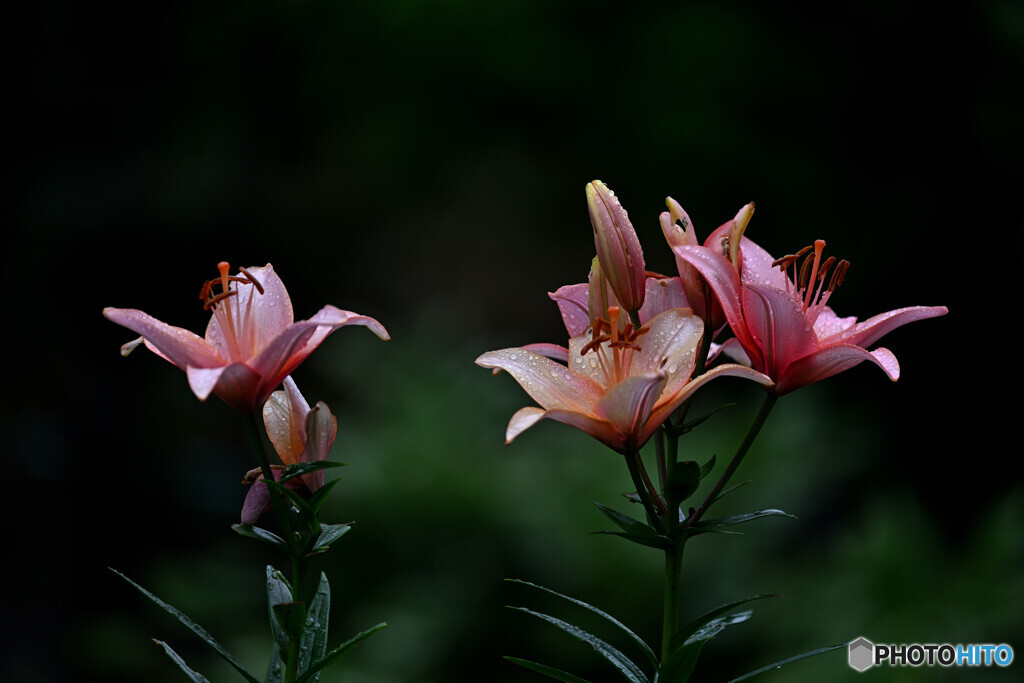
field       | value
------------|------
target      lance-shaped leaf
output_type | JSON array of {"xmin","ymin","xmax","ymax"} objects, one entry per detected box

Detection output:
[
  {"xmin": 279, "ymin": 460, "xmax": 347, "ymax": 485},
  {"xmin": 686, "ymin": 509, "xmax": 796, "ymax": 537},
  {"xmin": 152, "ymin": 639, "xmax": 212, "ymax": 683},
  {"xmin": 509, "ymin": 606, "xmax": 650, "ymax": 683},
  {"xmin": 311, "ymin": 523, "xmax": 352, "ymax": 554},
  {"xmin": 232, "ymin": 524, "xmax": 288, "ymax": 550},
  {"xmin": 266, "ymin": 566, "xmax": 294, "ymax": 658},
  {"xmin": 592, "ymin": 502, "xmax": 672, "ymax": 551},
  {"xmin": 295, "ymin": 622, "xmax": 388, "ymax": 683},
  {"xmin": 507, "ymin": 579, "xmax": 657, "ymax": 668},
  {"xmin": 297, "ymin": 572, "xmax": 331, "ymax": 681},
  {"xmin": 726, "ymin": 642, "xmax": 848, "ymax": 682},
  {"xmin": 504, "ymin": 656, "xmax": 594, "ymax": 683},
  {"xmin": 111, "ymin": 568, "xmax": 259, "ymax": 683}
]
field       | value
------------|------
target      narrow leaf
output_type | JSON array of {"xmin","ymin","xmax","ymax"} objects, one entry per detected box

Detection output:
[
  {"xmin": 507, "ymin": 579, "xmax": 657, "ymax": 667},
  {"xmin": 688, "ymin": 510, "xmax": 796, "ymax": 537},
  {"xmin": 279, "ymin": 460, "xmax": 347, "ymax": 484},
  {"xmin": 295, "ymin": 622, "xmax": 388, "ymax": 683},
  {"xmin": 672, "ymin": 595, "xmax": 778, "ymax": 651},
  {"xmin": 273, "ymin": 602, "xmax": 308, "ymax": 641},
  {"xmin": 509, "ymin": 606, "xmax": 649, "ymax": 683},
  {"xmin": 267, "ymin": 566, "xmax": 293, "ymax": 657},
  {"xmin": 592, "ymin": 530, "xmax": 672, "ymax": 551},
  {"xmin": 297, "ymin": 573, "xmax": 331, "ymax": 681},
  {"xmin": 593, "ymin": 502, "xmax": 670, "ymax": 549},
  {"xmin": 152, "ymin": 639, "xmax": 212, "ymax": 683},
  {"xmin": 504, "ymin": 656, "xmax": 593, "ymax": 683},
  {"xmin": 656, "ymin": 640, "xmax": 704, "ymax": 683},
  {"xmin": 311, "ymin": 523, "xmax": 351, "ymax": 553},
  {"xmin": 111, "ymin": 568, "xmax": 259, "ymax": 683},
  {"xmin": 698, "ymin": 454, "xmax": 716, "ymax": 481},
  {"xmin": 305, "ymin": 478, "xmax": 342, "ymax": 515},
  {"xmin": 673, "ymin": 403, "xmax": 735, "ymax": 436},
  {"xmin": 233, "ymin": 524, "xmax": 287, "ymax": 550},
  {"xmin": 726, "ymin": 642, "xmax": 848, "ymax": 682}
]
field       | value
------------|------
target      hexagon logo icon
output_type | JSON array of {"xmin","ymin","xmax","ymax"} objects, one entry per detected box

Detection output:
[{"xmin": 848, "ymin": 637, "xmax": 874, "ymax": 672}]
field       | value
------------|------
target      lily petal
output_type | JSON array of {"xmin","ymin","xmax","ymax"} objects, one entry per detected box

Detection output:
[
  {"xmin": 302, "ymin": 401, "xmax": 336, "ymax": 491},
  {"xmin": 263, "ymin": 377, "xmax": 310, "ymax": 467},
  {"xmin": 741, "ymin": 284, "xmax": 819, "ymax": 378},
  {"xmin": 475, "ymin": 348, "xmax": 604, "ymax": 413},
  {"xmin": 594, "ymin": 371, "xmax": 668, "ymax": 452},
  {"xmin": 549, "ymin": 284, "xmax": 591, "ymax": 337},
  {"xmin": 186, "ymin": 363, "xmax": 261, "ymax": 409},
  {"xmin": 103, "ymin": 308, "xmax": 223, "ymax": 370},
  {"xmin": 775, "ymin": 343, "xmax": 901, "ymax": 395},
  {"xmin": 836, "ymin": 305, "xmax": 948, "ymax": 349}
]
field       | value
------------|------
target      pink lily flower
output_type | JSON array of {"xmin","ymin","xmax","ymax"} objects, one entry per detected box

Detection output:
[
  {"xmin": 477, "ymin": 304, "xmax": 772, "ymax": 455},
  {"xmin": 672, "ymin": 216, "xmax": 948, "ymax": 395},
  {"xmin": 241, "ymin": 377, "xmax": 336, "ymax": 524},
  {"xmin": 104, "ymin": 262, "xmax": 389, "ymax": 412}
]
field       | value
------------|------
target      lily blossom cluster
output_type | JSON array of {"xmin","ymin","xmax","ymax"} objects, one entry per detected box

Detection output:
[
  {"xmin": 478, "ymin": 181, "xmax": 772, "ymax": 454},
  {"xmin": 104, "ymin": 262, "xmax": 389, "ymax": 412},
  {"xmin": 479, "ymin": 179, "xmax": 948, "ymax": 452},
  {"xmin": 241, "ymin": 377, "xmax": 336, "ymax": 524},
  {"xmin": 671, "ymin": 215, "xmax": 948, "ymax": 394}
]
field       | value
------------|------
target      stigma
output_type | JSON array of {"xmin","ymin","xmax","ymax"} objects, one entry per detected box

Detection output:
[
  {"xmin": 580, "ymin": 306, "xmax": 650, "ymax": 384},
  {"xmin": 198, "ymin": 262, "xmax": 265, "ymax": 362}
]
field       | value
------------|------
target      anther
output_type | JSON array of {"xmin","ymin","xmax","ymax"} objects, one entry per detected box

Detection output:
[
  {"xmin": 798, "ymin": 252, "xmax": 814, "ymax": 290},
  {"xmin": 816, "ymin": 256, "xmax": 836, "ymax": 282},
  {"xmin": 238, "ymin": 266, "xmax": 264, "ymax": 294},
  {"xmin": 202, "ymin": 289, "xmax": 238, "ymax": 311}
]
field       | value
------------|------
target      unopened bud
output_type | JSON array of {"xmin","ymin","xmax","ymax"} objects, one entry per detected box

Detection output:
[{"xmin": 587, "ymin": 180, "xmax": 646, "ymax": 315}]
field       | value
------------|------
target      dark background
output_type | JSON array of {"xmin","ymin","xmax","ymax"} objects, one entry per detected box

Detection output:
[{"xmin": 7, "ymin": 1, "xmax": 1021, "ymax": 681}]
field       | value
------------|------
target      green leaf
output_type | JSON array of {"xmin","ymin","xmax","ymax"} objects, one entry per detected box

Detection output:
[
  {"xmin": 152, "ymin": 639, "xmax": 212, "ymax": 683},
  {"xmin": 726, "ymin": 642, "xmax": 848, "ymax": 682},
  {"xmin": 672, "ymin": 403, "xmax": 735, "ymax": 436},
  {"xmin": 504, "ymin": 656, "xmax": 593, "ymax": 682},
  {"xmin": 593, "ymin": 502, "xmax": 671, "ymax": 550},
  {"xmin": 698, "ymin": 454, "xmax": 716, "ymax": 481},
  {"xmin": 656, "ymin": 640, "xmax": 703, "ymax": 683},
  {"xmin": 305, "ymin": 478, "xmax": 342, "ymax": 515},
  {"xmin": 659, "ymin": 604, "xmax": 768, "ymax": 683},
  {"xmin": 311, "ymin": 523, "xmax": 351, "ymax": 553},
  {"xmin": 266, "ymin": 566, "xmax": 294, "ymax": 657},
  {"xmin": 295, "ymin": 622, "xmax": 388, "ymax": 683},
  {"xmin": 509, "ymin": 606, "xmax": 650, "ymax": 683},
  {"xmin": 110, "ymin": 569, "xmax": 259, "ymax": 683},
  {"xmin": 672, "ymin": 594, "xmax": 778, "ymax": 651},
  {"xmin": 665, "ymin": 461, "xmax": 700, "ymax": 504},
  {"xmin": 264, "ymin": 644, "xmax": 283, "ymax": 683},
  {"xmin": 507, "ymin": 579, "xmax": 657, "ymax": 667},
  {"xmin": 273, "ymin": 602, "xmax": 308, "ymax": 641},
  {"xmin": 687, "ymin": 509, "xmax": 796, "ymax": 537},
  {"xmin": 297, "ymin": 573, "xmax": 331, "ymax": 681},
  {"xmin": 232, "ymin": 524, "xmax": 288, "ymax": 550},
  {"xmin": 278, "ymin": 460, "xmax": 347, "ymax": 484}
]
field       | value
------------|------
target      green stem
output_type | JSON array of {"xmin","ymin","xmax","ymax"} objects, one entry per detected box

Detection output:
[
  {"xmin": 243, "ymin": 413, "xmax": 304, "ymax": 683},
  {"xmin": 624, "ymin": 450, "xmax": 664, "ymax": 532},
  {"xmin": 661, "ymin": 540, "xmax": 683, "ymax": 665},
  {"xmin": 683, "ymin": 392, "xmax": 778, "ymax": 531}
]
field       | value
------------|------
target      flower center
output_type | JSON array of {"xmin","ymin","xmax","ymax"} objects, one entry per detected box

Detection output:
[
  {"xmin": 771, "ymin": 240, "xmax": 850, "ymax": 325},
  {"xmin": 199, "ymin": 262, "xmax": 264, "ymax": 362},
  {"xmin": 580, "ymin": 306, "xmax": 650, "ymax": 384}
]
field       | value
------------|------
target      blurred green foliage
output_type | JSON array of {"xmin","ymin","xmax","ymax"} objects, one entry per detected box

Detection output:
[{"xmin": 7, "ymin": 0, "xmax": 1020, "ymax": 681}]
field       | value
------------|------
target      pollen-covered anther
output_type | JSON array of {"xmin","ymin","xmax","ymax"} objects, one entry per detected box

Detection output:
[{"xmin": 199, "ymin": 262, "xmax": 263, "ymax": 310}]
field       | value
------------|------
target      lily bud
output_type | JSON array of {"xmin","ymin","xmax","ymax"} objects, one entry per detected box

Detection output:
[{"xmin": 587, "ymin": 180, "xmax": 646, "ymax": 315}]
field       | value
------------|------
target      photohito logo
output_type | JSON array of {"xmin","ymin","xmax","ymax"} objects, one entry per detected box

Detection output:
[{"xmin": 848, "ymin": 636, "xmax": 1014, "ymax": 671}]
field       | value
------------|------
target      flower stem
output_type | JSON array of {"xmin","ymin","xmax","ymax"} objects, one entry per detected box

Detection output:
[
  {"xmin": 683, "ymin": 392, "xmax": 778, "ymax": 531},
  {"xmin": 625, "ymin": 450, "xmax": 664, "ymax": 532},
  {"xmin": 242, "ymin": 412, "xmax": 304, "ymax": 683},
  {"xmin": 661, "ymin": 540, "xmax": 683, "ymax": 665}
]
